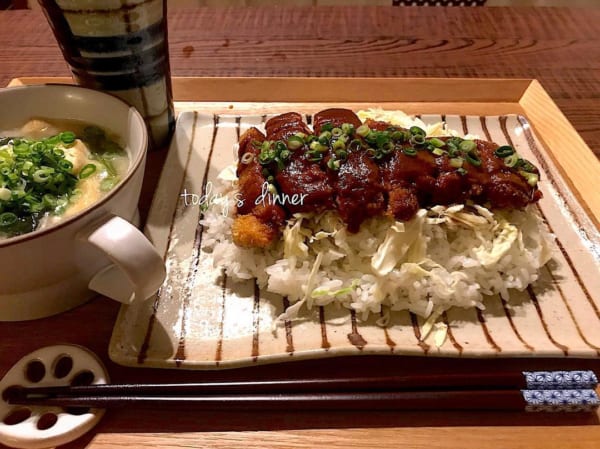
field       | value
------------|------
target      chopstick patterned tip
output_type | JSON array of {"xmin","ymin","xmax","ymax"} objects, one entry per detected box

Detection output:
[
  {"xmin": 523, "ymin": 371, "xmax": 598, "ymax": 390},
  {"xmin": 522, "ymin": 389, "xmax": 600, "ymax": 413}
]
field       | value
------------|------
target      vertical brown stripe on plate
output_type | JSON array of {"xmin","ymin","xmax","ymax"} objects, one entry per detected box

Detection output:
[
  {"xmin": 497, "ymin": 296, "xmax": 535, "ymax": 352},
  {"xmin": 476, "ymin": 309, "xmax": 501, "ymax": 353},
  {"xmin": 479, "ymin": 115, "xmax": 493, "ymax": 142},
  {"xmin": 282, "ymin": 297, "xmax": 295, "ymax": 354},
  {"xmin": 460, "ymin": 115, "xmax": 469, "ymax": 136},
  {"xmin": 214, "ymin": 268, "xmax": 228, "ymax": 365},
  {"xmin": 173, "ymin": 114, "xmax": 220, "ymax": 366},
  {"xmin": 526, "ymin": 285, "xmax": 569, "ymax": 356},
  {"xmin": 252, "ymin": 281, "xmax": 260, "ymax": 360},
  {"xmin": 381, "ymin": 311, "xmax": 396, "ymax": 352},
  {"xmin": 347, "ymin": 310, "xmax": 367, "ymax": 350},
  {"xmin": 410, "ymin": 312, "xmax": 430, "ymax": 354},
  {"xmin": 138, "ymin": 111, "xmax": 199, "ymax": 364},
  {"xmin": 442, "ymin": 312, "xmax": 463, "ymax": 355},
  {"xmin": 319, "ymin": 307, "xmax": 331, "ymax": 350}
]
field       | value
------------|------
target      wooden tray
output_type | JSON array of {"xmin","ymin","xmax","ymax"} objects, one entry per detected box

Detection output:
[{"xmin": 8, "ymin": 77, "xmax": 600, "ymax": 370}]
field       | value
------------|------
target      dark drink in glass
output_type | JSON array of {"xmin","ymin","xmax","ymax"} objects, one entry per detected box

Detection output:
[{"xmin": 38, "ymin": 0, "xmax": 175, "ymax": 149}]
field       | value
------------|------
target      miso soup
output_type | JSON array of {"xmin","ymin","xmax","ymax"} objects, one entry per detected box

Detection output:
[{"xmin": 0, "ymin": 119, "xmax": 129, "ymax": 240}]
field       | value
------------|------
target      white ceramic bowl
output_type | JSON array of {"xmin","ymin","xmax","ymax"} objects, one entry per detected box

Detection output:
[{"xmin": 0, "ymin": 84, "xmax": 166, "ymax": 321}]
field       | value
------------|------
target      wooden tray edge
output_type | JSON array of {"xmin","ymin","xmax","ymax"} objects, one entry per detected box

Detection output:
[{"xmin": 520, "ymin": 80, "xmax": 600, "ymax": 229}]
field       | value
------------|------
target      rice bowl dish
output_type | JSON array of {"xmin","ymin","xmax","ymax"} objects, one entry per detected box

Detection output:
[{"xmin": 200, "ymin": 109, "xmax": 554, "ymax": 329}]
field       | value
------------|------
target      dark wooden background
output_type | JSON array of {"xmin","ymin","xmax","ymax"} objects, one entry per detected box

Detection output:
[{"xmin": 1, "ymin": 6, "xmax": 600, "ymax": 449}]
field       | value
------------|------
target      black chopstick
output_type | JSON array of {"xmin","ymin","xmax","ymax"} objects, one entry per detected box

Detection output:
[
  {"xmin": 7, "ymin": 389, "xmax": 600, "ymax": 412},
  {"xmin": 6, "ymin": 370, "xmax": 598, "ymax": 412},
  {"xmin": 8, "ymin": 370, "xmax": 599, "ymax": 397}
]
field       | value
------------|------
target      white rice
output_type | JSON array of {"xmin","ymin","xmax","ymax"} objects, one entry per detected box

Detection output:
[{"xmin": 200, "ymin": 110, "xmax": 554, "ymax": 324}]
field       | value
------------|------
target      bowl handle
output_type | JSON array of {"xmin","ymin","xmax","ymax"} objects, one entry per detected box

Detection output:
[{"xmin": 84, "ymin": 215, "xmax": 166, "ymax": 304}]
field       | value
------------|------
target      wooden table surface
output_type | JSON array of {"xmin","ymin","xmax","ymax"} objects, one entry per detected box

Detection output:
[{"xmin": 1, "ymin": 5, "xmax": 600, "ymax": 449}]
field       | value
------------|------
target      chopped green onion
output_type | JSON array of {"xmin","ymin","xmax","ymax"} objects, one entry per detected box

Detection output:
[
  {"xmin": 0, "ymin": 187, "xmax": 11, "ymax": 201},
  {"xmin": 410, "ymin": 134, "xmax": 426, "ymax": 147},
  {"xmin": 335, "ymin": 149, "xmax": 348, "ymax": 160},
  {"xmin": 348, "ymin": 139, "xmax": 363, "ymax": 151},
  {"xmin": 331, "ymin": 127, "xmax": 343, "ymax": 137},
  {"xmin": 327, "ymin": 158, "xmax": 341, "ymax": 171},
  {"xmin": 376, "ymin": 133, "xmax": 390, "ymax": 148},
  {"xmin": 332, "ymin": 139, "xmax": 346, "ymax": 151},
  {"xmin": 318, "ymin": 131, "xmax": 332, "ymax": 144},
  {"xmin": 280, "ymin": 150, "xmax": 291, "ymax": 161},
  {"xmin": 364, "ymin": 131, "xmax": 378, "ymax": 145},
  {"xmin": 0, "ymin": 212, "xmax": 17, "ymax": 228},
  {"xmin": 79, "ymin": 164, "xmax": 97, "ymax": 179},
  {"xmin": 429, "ymin": 137, "xmax": 445, "ymax": 148},
  {"xmin": 459, "ymin": 140, "xmax": 477, "ymax": 152},
  {"xmin": 287, "ymin": 136, "xmax": 304, "ymax": 150},
  {"xmin": 32, "ymin": 168, "xmax": 54, "ymax": 183},
  {"xmin": 409, "ymin": 126, "xmax": 426, "ymax": 136},
  {"xmin": 59, "ymin": 131, "xmax": 76, "ymax": 144},
  {"xmin": 241, "ymin": 152, "xmax": 254, "ymax": 164},
  {"xmin": 42, "ymin": 193, "xmax": 57, "ymax": 208},
  {"xmin": 494, "ymin": 145, "xmax": 514, "ymax": 158},
  {"xmin": 275, "ymin": 141, "xmax": 287, "ymax": 154},
  {"xmin": 366, "ymin": 148, "xmax": 377, "ymax": 158},
  {"xmin": 320, "ymin": 123, "xmax": 333, "ymax": 132},
  {"xmin": 518, "ymin": 159, "xmax": 536, "ymax": 173},
  {"xmin": 519, "ymin": 171, "xmax": 539, "ymax": 187},
  {"xmin": 356, "ymin": 124, "xmax": 370, "ymax": 137},
  {"xmin": 465, "ymin": 150, "xmax": 482, "ymax": 167},
  {"xmin": 432, "ymin": 148, "xmax": 445, "ymax": 156},
  {"xmin": 341, "ymin": 123, "xmax": 354, "ymax": 135},
  {"xmin": 390, "ymin": 131, "xmax": 405, "ymax": 142},
  {"xmin": 59, "ymin": 159, "xmax": 73, "ymax": 172},
  {"xmin": 381, "ymin": 141, "xmax": 395, "ymax": 154},
  {"xmin": 309, "ymin": 141, "xmax": 328, "ymax": 153},
  {"xmin": 504, "ymin": 154, "xmax": 519, "ymax": 168},
  {"xmin": 457, "ymin": 167, "xmax": 468, "ymax": 176},
  {"xmin": 449, "ymin": 157, "xmax": 464, "ymax": 168},
  {"xmin": 258, "ymin": 151, "xmax": 275, "ymax": 165},
  {"xmin": 403, "ymin": 147, "xmax": 417, "ymax": 157}
]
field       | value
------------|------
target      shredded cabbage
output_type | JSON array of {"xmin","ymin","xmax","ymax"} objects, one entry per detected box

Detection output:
[{"xmin": 371, "ymin": 210, "xmax": 426, "ymax": 275}]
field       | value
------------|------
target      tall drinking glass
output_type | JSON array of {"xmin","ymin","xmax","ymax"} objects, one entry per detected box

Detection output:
[{"xmin": 38, "ymin": 0, "xmax": 175, "ymax": 149}]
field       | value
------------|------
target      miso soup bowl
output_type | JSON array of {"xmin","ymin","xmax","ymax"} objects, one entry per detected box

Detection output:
[{"xmin": 0, "ymin": 84, "xmax": 166, "ymax": 321}]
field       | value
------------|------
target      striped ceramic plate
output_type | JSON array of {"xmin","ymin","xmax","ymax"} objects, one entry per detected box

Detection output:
[{"xmin": 109, "ymin": 111, "xmax": 600, "ymax": 369}]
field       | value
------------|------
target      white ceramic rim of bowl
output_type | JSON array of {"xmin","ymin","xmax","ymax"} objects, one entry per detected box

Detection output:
[{"xmin": 0, "ymin": 83, "xmax": 148, "ymax": 249}]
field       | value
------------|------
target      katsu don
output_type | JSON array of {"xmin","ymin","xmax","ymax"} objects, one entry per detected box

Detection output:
[{"xmin": 232, "ymin": 108, "xmax": 542, "ymax": 248}]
